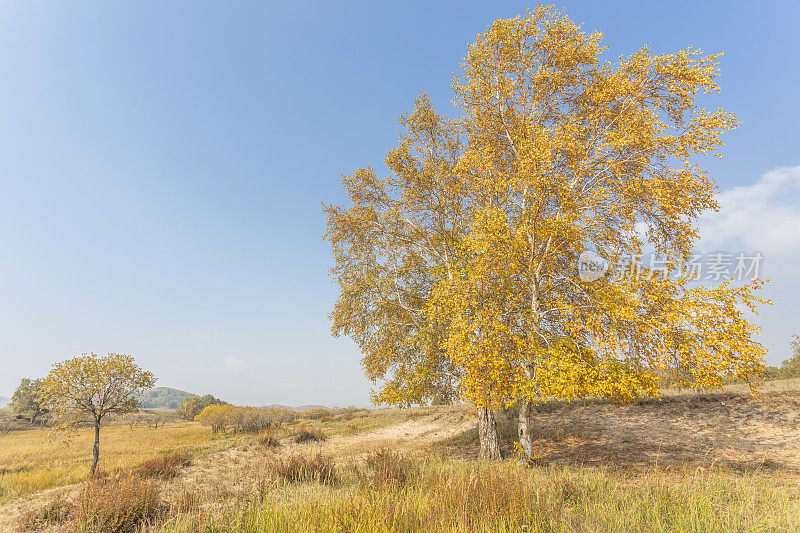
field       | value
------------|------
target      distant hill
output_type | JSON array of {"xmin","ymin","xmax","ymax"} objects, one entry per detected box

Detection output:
[
  {"xmin": 137, "ymin": 387, "xmax": 196, "ymax": 410},
  {"xmin": 266, "ymin": 404, "xmax": 330, "ymax": 412},
  {"xmin": 295, "ymin": 405, "xmax": 328, "ymax": 411},
  {"xmin": 0, "ymin": 396, "xmax": 9, "ymax": 408}
]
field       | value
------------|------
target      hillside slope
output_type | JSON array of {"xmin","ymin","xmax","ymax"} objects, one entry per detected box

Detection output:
[{"xmin": 136, "ymin": 387, "xmax": 195, "ymax": 410}]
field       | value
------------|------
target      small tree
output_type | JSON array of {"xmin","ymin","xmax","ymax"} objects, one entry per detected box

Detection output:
[
  {"xmin": 124, "ymin": 413, "xmax": 143, "ymax": 430},
  {"xmin": 10, "ymin": 378, "xmax": 46, "ymax": 424},
  {"xmin": 176, "ymin": 396, "xmax": 202, "ymax": 421},
  {"xmin": 195, "ymin": 404, "xmax": 230, "ymax": 434},
  {"xmin": 774, "ymin": 334, "xmax": 800, "ymax": 378},
  {"xmin": 176, "ymin": 394, "xmax": 225, "ymax": 421},
  {"xmin": 0, "ymin": 414, "xmax": 18, "ymax": 436},
  {"xmin": 39, "ymin": 353, "xmax": 156, "ymax": 475}
]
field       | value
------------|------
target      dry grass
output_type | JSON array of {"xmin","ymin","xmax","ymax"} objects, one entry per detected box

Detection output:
[
  {"xmin": 4, "ymin": 379, "xmax": 800, "ymax": 532},
  {"xmin": 258, "ymin": 430, "xmax": 281, "ymax": 448},
  {"xmin": 18, "ymin": 476, "xmax": 162, "ymax": 532},
  {"xmin": 18, "ymin": 496, "xmax": 72, "ymax": 530},
  {"xmin": 268, "ymin": 454, "xmax": 337, "ymax": 485},
  {"xmin": 73, "ymin": 476, "xmax": 161, "ymax": 532},
  {"xmin": 0, "ymin": 422, "xmax": 249, "ymax": 503},
  {"xmin": 360, "ymin": 448, "xmax": 415, "ymax": 487},
  {"xmin": 292, "ymin": 425, "xmax": 326, "ymax": 444},
  {"xmin": 134, "ymin": 453, "xmax": 192, "ymax": 480},
  {"xmin": 153, "ymin": 459, "xmax": 800, "ymax": 532}
]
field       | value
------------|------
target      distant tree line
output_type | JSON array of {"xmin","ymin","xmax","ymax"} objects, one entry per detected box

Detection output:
[
  {"xmin": 192, "ymin": 405, "xmax": 368, "ymax": 434},
  {"xmin": 764, "ymin": 334, "xmax": 800, "ymax": 380},
  {"xmin": 194, "ymin": 405, "xmax": 299, "ymax": 434},
  {"xmin": 9, "ymin": 378, "xmax": 47, "ymax": 425}
]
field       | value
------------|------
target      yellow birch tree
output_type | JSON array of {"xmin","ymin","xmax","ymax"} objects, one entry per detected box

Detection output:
[{"xmin": 326, "ymin": 6, "xmax": 769, "ymax": 459}]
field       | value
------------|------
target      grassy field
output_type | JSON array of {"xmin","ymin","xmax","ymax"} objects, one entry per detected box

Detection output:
[
  {"xmin": 1, "ymin": 384, "xmax": 800, "ymax": 532},
  {"xmin": 0, "ymin": 422, "xmax": 250, "ymax": 504},
  {"xmin": 154, "ymin": 461, "xmax": 800, "ymax": 532}
]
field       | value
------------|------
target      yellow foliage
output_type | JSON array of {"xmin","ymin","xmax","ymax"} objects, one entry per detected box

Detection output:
[
  {"xmin": 39, "ymin": 353, "xmax": 156, "ymax": 433},
  {"xmin": 325, "ymin": 7, "xmax": 768, "ymax": 411}
]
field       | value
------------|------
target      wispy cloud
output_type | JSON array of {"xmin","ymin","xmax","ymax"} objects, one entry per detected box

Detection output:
[
  {"xmin": 225, "ymin": 356, "xmax": 246, "ymax": 372},
  {"xmin": 696, "ymin": 165, "xmax": 800, "ymax": 363},
  {"xmin": 699, "ymin": 166, "xmax": 800, "ymax": 256}
]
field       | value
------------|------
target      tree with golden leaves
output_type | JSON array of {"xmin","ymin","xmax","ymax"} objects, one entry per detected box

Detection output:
[
  {"xmin": 326, "ymin": 6, "xmax": 768, "ymax": 460},
  {"xmin": 39, "ymin": 353, "xmax": 156, "ymax": 474}
]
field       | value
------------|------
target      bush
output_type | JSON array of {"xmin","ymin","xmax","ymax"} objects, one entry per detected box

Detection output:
[
  {"xmin": 73, "ymin": 477, "xmax": 161, "ymax": 533},
  {"xmin": 293, "ymin": 424, "xmax": 326, "ymax": 443},
  {"xmin": 134, "ymin": 453, "xmax": 191, "ymax": 479},
  {"xmin": 269, "ymin": 454, "xmax": 337, "ymax": 484},
  {"xmin": 259, "ymin": 430, "xmax": 281, "ymax": 448},
  {"xmin": 195, "ymin": 405, "xmax": 298, "ymax": 434}
]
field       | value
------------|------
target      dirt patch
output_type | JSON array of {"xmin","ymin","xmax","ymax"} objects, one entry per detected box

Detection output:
[{"xmin": 445, "ymin": 390, "xmax": 800, "ymax": 472}]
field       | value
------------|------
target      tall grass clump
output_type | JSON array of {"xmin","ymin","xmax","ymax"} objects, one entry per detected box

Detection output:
[
  {"xmin": 362, "ymin": 448, "xmax": 415, "ymax": 486},
  {"xmin": 258, "ymin": 430, "xmax": 281, "ymax": 449},
  {"xmin": 135, "ymin": 452, "xmax": 191, "ymax": 479},
  {"xmin": 292, "ymin": 424, "xmax": 326, "ymax": 444},
  {"xmin": 268, "ymin": 453, "xmax": 337, "ymax": 485},
  {"xmin": 74, "ymin": 476, "xmax": 161, "ymax": 532}
]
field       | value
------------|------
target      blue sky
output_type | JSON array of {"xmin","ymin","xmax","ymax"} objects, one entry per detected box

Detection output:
[{"xmin": 0, "ymin": 1, "xmax": 798, "ymax": 406}]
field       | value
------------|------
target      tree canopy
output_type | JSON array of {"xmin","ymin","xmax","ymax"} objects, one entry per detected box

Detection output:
[
  {"xmin": 10, "ymin": 378, "xmax": 46, "ymax": 424},
  {"xmin": 325, "ymin": 7, "xmax": 769, "ymax": 459},
  {"xmin": 39, "ymin": 353, "xmax": 156, "ymax": 473}
]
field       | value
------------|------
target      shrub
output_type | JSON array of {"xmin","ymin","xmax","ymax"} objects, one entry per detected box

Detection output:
[
  {"xmin": 135, "ymin": 453, "xmax": 191, "ymax": 479},
  {"xmin": 176, "ymin": 394, "xmax": 226, "ymax": 421},
  {"xmin": 195, "ymin": 404, "xmax": 232, "ymax": 433},
  {"xmin": 293, "ymin": 424, "xmax": 326, "ymax": 443},
  {"xmin": 74, "ymin": 477, "xmax": 161, "ymax": 533},
  {"xmin": 269, "ymin": 454, "xmax": 337, "ymax": 484},
  {"xmin": 259, "ymin": 430, "xmax": 281, "ymax": 448},
  {"xmin": 195, "ymin": 405, "xmax": 297, "ymax": 434}
]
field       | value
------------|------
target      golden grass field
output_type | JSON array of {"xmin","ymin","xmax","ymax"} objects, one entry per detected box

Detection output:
[
  {"xmin": 0, "ymin": 422, "xmax": 251, "ymax": 504},
  {"xmin": 2, "ymin": 382, "xmax": 800, "ymax": 532}
]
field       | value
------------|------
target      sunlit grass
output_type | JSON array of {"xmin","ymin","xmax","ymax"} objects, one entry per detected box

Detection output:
[
  {"xmin": 0, "ymin": 422, "xmax": 248, "ymax": 503},
  {"xmin": 154, "ymin": 459, "xmax": 800, "ymax": 532}
]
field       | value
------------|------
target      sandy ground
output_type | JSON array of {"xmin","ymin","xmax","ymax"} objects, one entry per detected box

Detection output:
[{"xmin": 480, "ymin": 390, "xmax": 800, "ymax": 472}]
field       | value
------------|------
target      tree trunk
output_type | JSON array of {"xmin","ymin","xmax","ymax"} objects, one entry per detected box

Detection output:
[
  {"xmin": 90, "ymin": 420, "xmax": 101, "ymax": 475},
  {"xmin": 517, "ymin": 398, "xmax": 534, "ymax": 459},
  {"xmin": 477, "ymin": 407, "xmax": 502, "ymax": 460}
]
